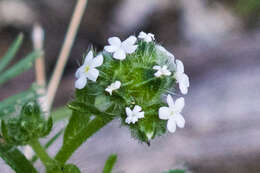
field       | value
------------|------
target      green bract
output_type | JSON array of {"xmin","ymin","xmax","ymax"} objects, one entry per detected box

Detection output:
[
  {"xmin": 1, "ymin": 101, "xmax": 52, "ymax": 145},
  {"xmin": 70, "ymin": 41, "xmax": 177, "ymax": 143}
]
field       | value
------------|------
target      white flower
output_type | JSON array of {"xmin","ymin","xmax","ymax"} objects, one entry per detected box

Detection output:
[
  {"xmin": 175, "ymin": 59, "xmax": 190, "ymax": 95},
  {"xmin": 153, "ymin": 65, "xmax": 172, "ymax": 77},
  {"xmin": 75, "ymin": 51, "xmax": 103, "ymax": 89},
  {"xmin": 159, "ymin": 95, "xmax": 185, "ymax": 133},
  {"xmin": 125, "ymin": 105, "xmax": 145, "ymax": 124},
  {"xmin": 138, "ymin": 31, "xmax": 155, "ymax": 43},
  {"xmin": 105, "ymin": 81, "xmax": 121, "ymax": 95},
  {"xmin": 104, "ymin": 36, "xmax": 138, "ymax": 60}
]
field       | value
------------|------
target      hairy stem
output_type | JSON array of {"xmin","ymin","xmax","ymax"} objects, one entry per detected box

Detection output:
[{"xmin": 29, "ymin": 139, "xmax": 54, "ymax": 169}]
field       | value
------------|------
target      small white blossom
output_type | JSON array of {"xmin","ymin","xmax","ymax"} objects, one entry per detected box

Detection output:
[
  {"xmin": 104, "ymin": 36, "xmax": 138, "ymax": 60},
  {"xmin": 153, "ymin": 65, "xmax": 172, "ymax": 77},
  {"xmin": 105, "ymin": 81, "xmax": 121, "ymax": 95},
  {"xmin": 125, "ymin": 105, "xmax": 145, "ymax": 124},
  {"xmin": 175, "ymin": 59, "xmax": 190, "ymax": 95},
  {"xmin": 75, "ymin": 51, "xmax": 103, "ymax": 89},
  {"xmin": 159, "ymin": 95, "xmax": 185, "ymax": 133},
  {"xmin": 138, "ymin": 31, "xmax": 155, "ymax": 43}
]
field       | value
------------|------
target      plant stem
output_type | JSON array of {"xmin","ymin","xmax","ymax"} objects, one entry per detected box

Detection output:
[
  {"xmin": 55, "ymin": 117, "xmax": 112, "ymax": 164},
  {"xmin": 47, "ymin": 0, "xmax": 88, "ymax": 109},
  {"xmin": 29, "ymin": 139, "xmax": 54, "ymax": 168}
]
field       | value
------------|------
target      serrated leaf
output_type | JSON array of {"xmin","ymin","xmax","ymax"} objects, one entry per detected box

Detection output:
[
  {"xmin": 55, "ymin": 111, "xmax": 112, "ymax": 164},
  {"xmin": 0, "ymin": 34, "xmax": 24, "ymax": 73},
  {"xmin": 0, "ymin": 137, "xmax": 37, "ymax": 173},
  {"xmin": 0, "ymin": 50, "xmax": 42, "ymax": 85},
  {"xmin": 102, "ymin": 154, "xmax": 117, "ymax": 173}
]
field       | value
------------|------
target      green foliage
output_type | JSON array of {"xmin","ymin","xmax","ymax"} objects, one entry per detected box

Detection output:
[
  {"xmin": 0, "ymin": 136, "xmax": 37, "ymax": 173},
  {"xmin": 102, "ymin": 154, "xmax": 117, "ymax": 173},
  {"xmin": 163, "ymin": 169, "xmax": 186, "ymax": 173},
  {"xmin": 51, "ymin": 106, "xmax": 72, "ymax": 123},
  {"xmin": 62, "ymin": 164, "xmax": 81, "ymax": 173},
  {"xmin": 31, "ymin": 129, "xmax": 64, "ymax": 163},
  {"xmin": 55, "ymin": 111, "xmax": 112, "ymax": 164},
  {"xmin": 1, "ymin": 101, "xmax": 52, "ymax": 145},
  {"xmin": 0, "ymin": 34, "xmax": 24, "ymax": 73},
  {"xmin": 0, "ymin": 50, "xmax": 42, "ymax": 85},
  {"xmin": 235, "ymin": 0, "xmax": 260, "ymax": 26},
  {"xmin": 236, "ymin": 0, "xmax": 260, "ymax": 16}
]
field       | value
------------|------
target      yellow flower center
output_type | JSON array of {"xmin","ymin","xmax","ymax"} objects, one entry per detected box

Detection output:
[{"xmin": 85, "ymin": 66, "xmax": 90, "ymax": 73}]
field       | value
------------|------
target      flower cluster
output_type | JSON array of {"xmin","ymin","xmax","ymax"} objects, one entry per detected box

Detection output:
[{"xmin": 73, "ymin": 31, "xmax": 190, "ymax": 143}]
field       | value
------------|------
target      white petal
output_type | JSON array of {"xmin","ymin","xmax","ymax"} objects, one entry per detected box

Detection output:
[
  {"xmin": 113, "ymin": 49, "xmax": 126, "ymax": 60},
  {"xmin": 148, "ymin": 33, "xmax": 155, "ymax": 40},
  {"xmin": 153, "ymin": 66, "xmax": 161, "ymax": 70},
  {"xmin": 179, "ymin": 83, "xmax": 188, "ymax": 95},
  {"xmin": 104, "ymin": 45, "xmax": 118, "ymax": 53},
  {"xmin": 138, "ymin": 31, "xmax": 147, "ymax": 39},
  {"xmin": 154, "ymin": 71, "xmax": 162, "ymax": 77},
  {"xmin": 163, "ymin": 70, "xmax": 171, "ymax": 76},
  {"xmin": 159, "ymin": 107, "xmax": 170, "ymax": 120},
  {"xmin": 144, "ymin": 37, "xmax": 152, "ymax": 43},
  {"xmin": 167, "ymin": 94, "xmax": 174, "ymax": 108},
  {"xmin": 176, "ymin": 59, "xmax": 184, "ymax": 73},
  {"xmin": 167, "ymin": 118, "xmax": 176, "ymax": 133},
  {"xmin": 108, "ymin": 37, "xmax": 121, "ymax": 47},
  {"xmin": 105, "ymin": 88, "xmax": 112, "ymax": 95},
  {"xmin": 125, "ymin": 117, "xmax": 132, "ymax": 124},
  {"xmin": 92, "ymin": 54, "xmax": 103, "ymax": 67},
  {"xmin": 175, "ymin": 97, "xmax": 185, "ymax": 113},
  {"xmin": 125, "ymin": 107, "xmax": 132, "ymax": 117},
  {"xmin": 133, "ymin": 105, "xmax": 142, "ymax": 113},
  {"xmin": 86, "ymin": 68, "xmax": 99, "ymax": 82},
  {"xmin": 75, "ymin": 77, "xmax": 87, "ymax": 89},
  {"xmin": 182, "ymin": 74, "xmax": 190, "ymax": 87},
  {"xmin": 123, "ymin": 35, "xmax": 137, "ymax": 46},
  {"xmin": 84, "ymin": 51, "xmax": 93, "ymax": 65},
  {"xmin": 175, "ymin": 114, "xmax": 185, "ymax": 128},
  {"xmin": 75, "ymin": 66, "xmax": 84, "ymax": 78},
  {"xmin": 123, "ymin": 45, "xmax": 138, "ymax": 54},
  {"xmin": 137, "ymin": 111, "xmax": 144, "ymax": 119},
  {"xmin": 114, "ymin": 81, "xmax": 121, "ymax": 89}
]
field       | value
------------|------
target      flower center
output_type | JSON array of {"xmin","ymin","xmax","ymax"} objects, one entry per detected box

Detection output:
[
  {"xmin": 170, "ymin": 110, "xmax": 175, "ymax": 117},
  {"xmin": 85, "ymin": 66, "xmax": 90, "ymax": 73}
]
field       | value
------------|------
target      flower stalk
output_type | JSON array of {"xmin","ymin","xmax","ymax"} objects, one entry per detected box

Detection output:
[{"xmin": 29, "ymin": 139, "xmax": 54, "ymax": 168}]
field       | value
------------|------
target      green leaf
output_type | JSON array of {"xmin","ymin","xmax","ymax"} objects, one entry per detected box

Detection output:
[
  {"xmin": 0, "ymin": 138, "xmax": 37, "ymax": 173},
  {"xmin": 0, "ymin": 34, "xmax": 24, "ymax": 73},
  {"xmin": 51, "ymin": 107, "xmax": 72, "ymax": 123},
  {"xmin": 55, "ymin": 111, "xmax": 112, "ymax": 164},
  {"xmin": 102, "ymin": 154, "xmax": 117, "ymax": 173},
  {"xmin": 163, "ymin": 169, "xmax": 186, "ymax": 173},
  {"xmin": 63, "ymin": 164, "xmax": 81, "ymax": 173},
  {"xmin": 0, "ymin": 86, "xmax": 37, "ymax": 119},
  {"xmin": 0, "ymin": 50, "xmax": 42, "ymax": 85}
]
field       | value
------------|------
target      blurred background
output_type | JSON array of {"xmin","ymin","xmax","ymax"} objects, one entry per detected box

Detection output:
[{"xmin": 0, "ymin": 0, "xmax": 260, "ymax": 172}]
